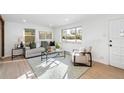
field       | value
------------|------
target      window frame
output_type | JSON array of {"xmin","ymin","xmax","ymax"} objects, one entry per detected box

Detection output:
[
  {"xmin": 39, "ymin": 31, "xmax": 53, "ymax": 41},
  {"xmin": 61, "ymin": 26, "xmax": 82, "ymax": 43},
  {"xmin": 24, "ymin": 28, "xmax": 36, "ymax": 46}
]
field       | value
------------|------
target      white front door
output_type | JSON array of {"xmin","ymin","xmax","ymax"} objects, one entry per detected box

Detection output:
[{"xmin": 109, "ymin": 19, "xmax": 124, "ymax": 69}]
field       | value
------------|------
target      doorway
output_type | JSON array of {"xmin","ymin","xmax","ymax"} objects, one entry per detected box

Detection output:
[
  {"xmin": 109, "ymin": 19, "xmax": 124, "ymax": 69},
  {"xmin": 0, "ymin": 15, "xmax": 4, "ymax": 58}
]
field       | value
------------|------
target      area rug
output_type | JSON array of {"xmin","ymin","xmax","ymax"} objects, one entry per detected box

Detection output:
[{"xmin": 27, "ymin": 55, "xmax": 89, "ymax": 79}]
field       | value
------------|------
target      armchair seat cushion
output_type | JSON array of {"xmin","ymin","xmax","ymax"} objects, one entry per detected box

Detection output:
[
  {"xmin": 72, "ymin": 52, "xmax": 89, "ymax": 63},
  {"xmin": 71, "ymin": 47, "xmax": 92, "ymax": 67}
]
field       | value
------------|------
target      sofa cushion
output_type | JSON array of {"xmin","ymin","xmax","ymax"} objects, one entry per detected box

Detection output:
[{"xmin": 25, "ymin": 47, "xmax": 45, "ymax": 58}]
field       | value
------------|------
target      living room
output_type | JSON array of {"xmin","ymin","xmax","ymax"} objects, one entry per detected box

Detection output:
[
  {"xmin": 1, "ymin": 0, "xmax": 124, "ymax": 93},
  {"xmin": 0, "ymin": 14, "xmax": 124, "ymax": 79}
]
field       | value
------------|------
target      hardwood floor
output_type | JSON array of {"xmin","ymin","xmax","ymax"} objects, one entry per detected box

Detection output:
[
  {"xmin": 0, "ymin": 57, "xmax": 124, "ymax": 79},
  {"xmin": 81, "ymin": 62, "xmax": 124, "ymax": 79},
  {"xmin": 0, "ymin": 57, "xmax": 36, "ymax": 79}
]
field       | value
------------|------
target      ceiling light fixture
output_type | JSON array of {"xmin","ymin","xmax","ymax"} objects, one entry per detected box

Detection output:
[
  {"xmin": 49, "ymin": 24, "xmax": 53, "ymax": 27},
  {"xmin": 23, "ymin": 19, "xmax": 26, "ymax": 23},
  {"xmin": 58, "ymin": 24, "xmax": 61, "ymax": 26},
  {"xmin": 65, "ymin": 18, "xmax": 69, "ymax": 22}
]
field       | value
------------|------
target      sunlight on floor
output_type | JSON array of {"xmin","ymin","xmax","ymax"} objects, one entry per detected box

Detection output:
[
  {"xmin": 17, "ymin": 71, "xmax": 35, "ymax": 79},
  {"xmin": 31, "ymin": 58, "xmax": 69, "ymax": 79},
  {"xmin": 36, "ymin": 58, "xmax": 62, "ymax": 68},
  {"xmin": 17, "ymin": 74, "xmax": 27, "ymax": 79}
]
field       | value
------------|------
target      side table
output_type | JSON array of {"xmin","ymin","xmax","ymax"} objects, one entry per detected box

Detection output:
[{"xmin": 12, "ymin": 48, "xmax": 25, "ymax": 59}]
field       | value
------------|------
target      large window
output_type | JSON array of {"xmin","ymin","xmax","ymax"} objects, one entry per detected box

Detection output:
[
  {"xmin": 39, "ymin": 31, "xmax": 53, "ymax": 40},
  {"xmin": 24, "ymin": 29, "xmax": 35, "ymax": 46},
  {"xmin": 62, "ymin": 27, "xmax": 82, "ymax": 42}
]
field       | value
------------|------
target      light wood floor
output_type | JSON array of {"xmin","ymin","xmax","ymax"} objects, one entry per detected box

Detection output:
[
  {"xmin": 0, "ymin": 57, "xmax": 124, "ymax": 79},
  {"xmin": 0, "ymin": 57, "xmax": 36, "ymax": 79},
  {"xmin": 81, "ymin": 62, "xmax": 124, "ymax": 79}
]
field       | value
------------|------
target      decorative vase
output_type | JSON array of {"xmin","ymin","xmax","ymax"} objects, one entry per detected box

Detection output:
[{"xmin": 20, "ymin": 42, "xmax": 24, "ymax": 48}]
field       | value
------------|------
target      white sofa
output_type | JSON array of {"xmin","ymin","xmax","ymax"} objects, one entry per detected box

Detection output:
[{"xmin": 25, "ymin": 47, "xmax": 45, "ymax": 58}]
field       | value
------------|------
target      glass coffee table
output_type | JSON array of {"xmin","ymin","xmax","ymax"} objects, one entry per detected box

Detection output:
[{"xmin": 41, "ymin": 50, "xmax": 66, "ymax": 61}]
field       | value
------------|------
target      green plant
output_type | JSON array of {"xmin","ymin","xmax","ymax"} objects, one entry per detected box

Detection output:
[
  {"xmin": 55, "ymin": 42, "xmax": 60, "ymax": 49},
  {"xmin": 30, "ymin": 42, "xmax": 36, "ymax": 49}
]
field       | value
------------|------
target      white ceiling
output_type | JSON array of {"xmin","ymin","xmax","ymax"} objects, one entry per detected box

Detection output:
[{"xmin": 2, "ymin": 14, "xmax": 95, "ymax": 28}]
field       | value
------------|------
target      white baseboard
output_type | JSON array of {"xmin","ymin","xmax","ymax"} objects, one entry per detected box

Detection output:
[
  {"xmin": 93, "ymin": 59, "xmax": 109, "ymax": 65},
  {"xmin": 0, "ymin": 56, "xmax": 11, "ymax": 59}
]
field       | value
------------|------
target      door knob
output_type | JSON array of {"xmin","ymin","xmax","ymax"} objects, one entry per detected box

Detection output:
[
  {"xmin": 109, "ymin": 44, "xmax": 112, "ymax": 47},
  {"xmin": 109, "ymin": 40, "xmax": 112, "ymax": 42}
]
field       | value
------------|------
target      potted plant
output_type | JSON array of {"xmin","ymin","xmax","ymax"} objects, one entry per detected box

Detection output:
[
  {"xmin": 55, "ymin": 42, "xmax": 60, "ymax": 50},
  {"xmin": 29, "ymin": 42, "xmax": 36, "ymax": 49}
]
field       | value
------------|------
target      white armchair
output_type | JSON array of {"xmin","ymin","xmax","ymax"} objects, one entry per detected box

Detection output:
[{"xmin": 72, "ymin": 47, "xmax": 92, "ymax": 67}]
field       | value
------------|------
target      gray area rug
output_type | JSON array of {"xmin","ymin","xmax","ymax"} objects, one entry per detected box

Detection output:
[{"xmin": 27, "ymin": 55, "xmax": 89, "ymax": 79}]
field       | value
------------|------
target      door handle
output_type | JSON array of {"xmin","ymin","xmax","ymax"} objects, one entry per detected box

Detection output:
[
  {"xmin": 109, "ymin": 44, "xmax": 112, "ymax": 47},
  {"xmin": 109, "ymin": 40, "xmax": 112, "ymax": 42}
]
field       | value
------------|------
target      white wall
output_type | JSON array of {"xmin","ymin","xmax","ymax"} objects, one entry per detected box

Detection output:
[
  {"xmin": 5, "ymin": 22, "xmax": 53, "ymax": 57},
  {"xmin": 54, "ymin": 15, "xmax": 124, "ymax": 65}
]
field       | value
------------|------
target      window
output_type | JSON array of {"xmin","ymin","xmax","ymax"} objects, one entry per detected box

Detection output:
[
  {"xmin": 39, "ymin": 32, "xmax": 46, "ymax": 39},
  {"xmin": 46, "ymin": 32, "xmax": 52, "ymax": 39},
  {"xmin": 39, "ymin": 31, "xmax": 53, "ymax": 40},
  {"xmin": 62, "ymin": 27, "xmax": 82, "ymax": 42},
  {"xmin": 24, "ymin": 29, "xmax": 35, "ymax": 46}
]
